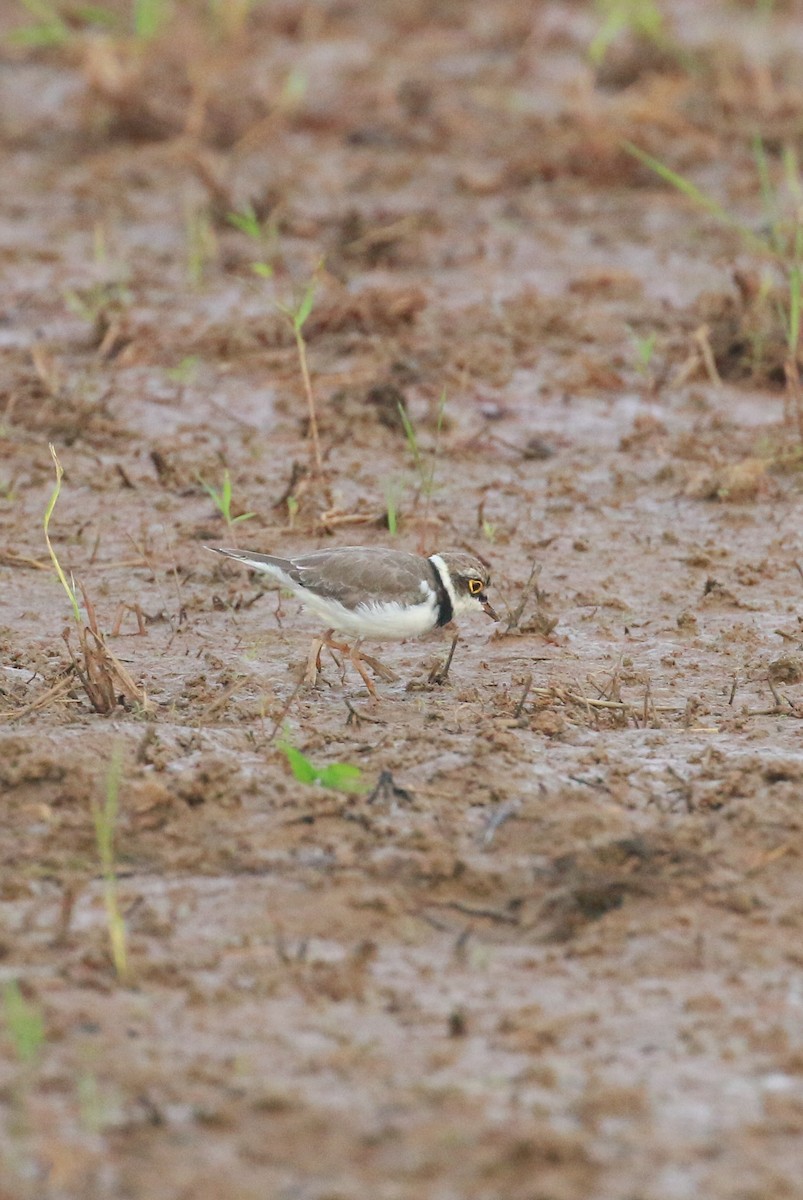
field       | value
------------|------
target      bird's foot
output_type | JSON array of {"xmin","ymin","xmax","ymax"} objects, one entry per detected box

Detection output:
[
  {"xmin": 428, "ymin": 632, "xmax": 460, "ymax": 685},
  {"xmin": 305, "ymin": 634, "xmax": 398, "ymax": 696},
  {"xmin": 305, "ymin": 631, "xmax": 357, "ymax": 689}
]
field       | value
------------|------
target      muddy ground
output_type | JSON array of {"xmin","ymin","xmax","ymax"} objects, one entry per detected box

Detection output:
[{"xmin": 2, "ymin": 1, "xmax": 803, "ymax": 1197}]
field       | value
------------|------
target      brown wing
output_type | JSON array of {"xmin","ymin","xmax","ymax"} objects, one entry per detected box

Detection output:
[{"xmin": 289, "ymin": 547, "xmax": 434, "ymax": 612}]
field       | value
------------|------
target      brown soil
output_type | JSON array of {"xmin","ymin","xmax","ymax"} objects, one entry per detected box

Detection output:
[{"xmin": 2, "ymin": 2, "xmax": 803, "ymax": 1198}]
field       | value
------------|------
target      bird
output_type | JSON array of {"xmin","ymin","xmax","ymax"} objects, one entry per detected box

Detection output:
[{"xmin": 210, "ymin": 544, "xmax": 498, "ymax": 695}]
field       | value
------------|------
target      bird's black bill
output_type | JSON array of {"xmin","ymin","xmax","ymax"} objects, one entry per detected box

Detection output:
[{"xmin": 481, "ymin": 598, "xmax": 499, "ymax": 620}]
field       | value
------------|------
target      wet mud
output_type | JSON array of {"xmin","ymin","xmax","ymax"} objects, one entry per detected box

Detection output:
[{"xmin": 2, "ymin": 2, "xmax": 803, "ymax": 1197}]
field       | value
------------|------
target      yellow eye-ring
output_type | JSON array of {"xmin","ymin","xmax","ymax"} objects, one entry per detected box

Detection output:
[{"xmin": 468, "ymin": 578, "xmax": 484, "ymax": 595}]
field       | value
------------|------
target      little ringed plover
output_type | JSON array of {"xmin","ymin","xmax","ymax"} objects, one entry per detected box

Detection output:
[{"xmin": 211, "ymin": 544, "xmax": 498, "ymax": 694}]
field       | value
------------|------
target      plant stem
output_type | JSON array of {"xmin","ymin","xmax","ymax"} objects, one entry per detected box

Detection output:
[
  {"xmin": 44, "ymin": 444, "xmax": 82, "ymax": 624},
  {"xmin": 93, "ymin": 747, "xmax": 131, "ymax": 985},
  {"xmin": 293, "ymin": 325, "xmax": 323, "ymax": 475}
]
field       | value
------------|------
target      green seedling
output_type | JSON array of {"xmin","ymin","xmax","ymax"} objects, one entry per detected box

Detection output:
[
  {"xmin": 228, "ymin": 204, "xmax": 263, "ymax": 241},
  {"xmin": 133, "ymin": 0, "xmax": 168, "ymax": 40},
  {"xmin": 9, "ymin": 0, "xmax": 70, "ymax": 47},
  {"xmin": 278, "ymin": 66, "xmax": 308, "ymax": 111},
  {"xmin": 624, "ymin": 137, "xmax": 803, "ymax": 414},
  {"xmin": 2, "ymin": 982, "xmax": 45, "ymax": 1066},
  {"xmin": 44, "ymin": 445, "xmax": 148, "ymax": 714},
  {"xmin": 44, "ymin": 448, "xmax": 149, "ymax": 710},
  {"xmin": 631, "ymin": 329, "xmax": 658, "ymax": 372},
  {"xmin": 199, "ymin": 469, "xmax": 256, "ymax": 532},
  {"xmin": 278, "ymin": 739, "xmax": 366, "ymax": 793},
  {"xmin": 166, "ymin": 356, "xmax": 199, "ymax": 387},
  {"xmin": 397, "ymin": 401, "xmax": 423, "ymax": 476},
  {"xmin": 396, "ymin": 390, "xmax": 446, "ymax": 523},
  {"xmin": 92, "ymin": 747, "xmax": 130, "ymax": 984},
  {"xmin": 227, "ymin": 204, "xmax": 276, "ymax": 279},
  {"xmin": 623, "ymin": 142, "xmax": 770, "ymax": 255},
  {"xmin": 9, "ymin": 1, "xmax": 132, "ymax": 47},
  {"xmin": 753, "ymin": 139, "xmax": 803, "ymax": 360},
  {"xmin": 44, "ymin": 444, "xmax": 82, "ymax": 624},
  {"xmin": 589, "ymin": 0, "xmax": 668, "ymax": 66},
  {"xmin": 383, "ymin": 477, "xmax": 405, "ymax": 535},
  {"xmin": 186, "ymin": 205, "xmax": 218, "ymax": 286},
  {"xmin": 481, "ymin": 518, "xmax": 498, "ymax": 543},
  {"xmin": 228, "ymin": 207, "xmax": 323, "ymax": 474},
  {"xmin": 275, "ymin": 272, "xmax": 322, "ymax": 474},
  {"xmin": 64, "ymin": 280, "xmax": 131, "ymax": 329}
]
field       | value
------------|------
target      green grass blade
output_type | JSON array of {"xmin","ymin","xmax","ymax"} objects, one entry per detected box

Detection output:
[
  {"xmin": 318, "ymin": 763, "xmax": 365, "ymax": 793},
  {"xmin": 3, "ymin": 981, "xmax": 45, "ymax": 1065},
  {"xmin": 622, "ymin": 141, "xmax": 770, "ymax": 257},
  {"xmin": 44, "ymin": 445, "xmax": 82, "ymax": 624},
  {"xmin": 133, "ymin": 0, "xmax": 166, "ymax": 40},
  {"xmin": 279, "ymin": 742, "xmax": 319, "ymax": 784},
  {"xmin": 294, "ymin": 279, "xmax": 316, "ymax": 332},
  {"xmin": 228, "ymin": 205, "xmax": 262, "ymax": 240},
  {"xmin": 397, "ymin": 403, "xmax": 423, "ymax": 473},
  {"xmin": 782, "ymin": 144, "xmax": 802, "ymax": 208},
  {"xmin": 788, "ymin": 265, "xmax": 801, "ymax": 354}
]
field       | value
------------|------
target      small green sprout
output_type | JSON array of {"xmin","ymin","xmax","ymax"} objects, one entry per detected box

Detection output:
[
  {"xmin": 397, "ymin": 390, "xmax": 446, "ymax": 510},
  {"xmin": 2, "ymin": 981, "xmax": 45, "ymax": 1065},
  {"xmin": 166, "ymin": 356, "xmax": 199, "ymax": 386},
  {"xmin": 278, "ymin": 66, "xmax": 308, "ymax": 111},
  {"xmin": 397, "ymin": 401, "xmax": 423, "ymax": 476},
  {"xmin": 228, "ymin": 209, "xmax": 322, "ymax": 473},
  {"xmin": 624, "ymin": 136, "xmax": 803, "ymax": 397},
  {"xmin": 278, "ymin": 740, "xmax": 366, "ymax": 793},
  {"xmin": 227, "ymin": 204, "xmax": 275, "ymax": 279},
  {"xmin": 133, "ymin": 0, "xmax": 168, "ymax": 40},
  {"xmin": 186, "ymin": 205, "xmax": 217, "ymax": 285},
  {"xmin": 275, "ymin": 271, "xmax": 323, "ymax": 474},
  {"xmin": 228, "ymin": 204, "xmax": 262, "ymax": 241},
  {"xmin": 64, "ymin": 280, "xmax": 131, "ymax": 328},
  {"xmin": 631, "ymin": 329, "xmax": 658, "ymax": 373},
  {"xmin": 44, "ymin": 444, "xmax": 82, "ymax": 624},
  {"xmin": 9, "ymin": 0, "xmax": 70, "ymax": 47},
  {"xmin": 589, "ymin": 0, "xmax": 668, "ymax": 67},
  {"xmin": 199, "ymin": 469, "xmax": 256, "ymax": 531},
  {"xmin": 383, "ymin": 477, "xmax": 405, "ymax": 535}
]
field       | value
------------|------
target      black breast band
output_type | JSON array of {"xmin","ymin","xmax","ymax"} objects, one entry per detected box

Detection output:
[{"xmin": 428, "ymin": 559, "xmax": 454, "ymax": 627}]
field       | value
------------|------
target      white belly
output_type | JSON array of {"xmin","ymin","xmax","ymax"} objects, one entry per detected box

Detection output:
[
  {"xmin": 298, "ymin": 590, "xmax": 437, "ymax": 640},
  {"xmin": 241, "ymin": 560, "xmax": 438, "ymax": 641}
]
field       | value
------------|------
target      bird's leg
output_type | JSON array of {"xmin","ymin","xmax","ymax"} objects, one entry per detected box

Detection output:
[
  {"xmin": 349, "ymin": 648, "xmax": 379, "ymax": 699},
  {"xmin": 349, "ymin": 641, "xmax": 399, "ymax": 698},
  {"xmin": 324, "ymin": 630, "xmax": 351, "ymax": 655},
  {"xmin": 428, "ymin": 631, "xmax": 460, "ymax": 685},
  {"xmin": 305, "ymin": 629, "xmax": 351, "ymax": 687},
  {"xmin": 323, "ymin": 631, "xmax": 351, "ymax": 685},
  {"xmin": 306, "ymin": 632, "xmax": 398, "ymax": 695},
  {"xmin": 304, "ymin": 636, "xmax": 325, "ymax": 687}
]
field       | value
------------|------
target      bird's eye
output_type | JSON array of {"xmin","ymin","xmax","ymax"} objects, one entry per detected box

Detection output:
[{"xmin": 468, "ymin": 579, "xmax": 484, "ymax": 595}]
